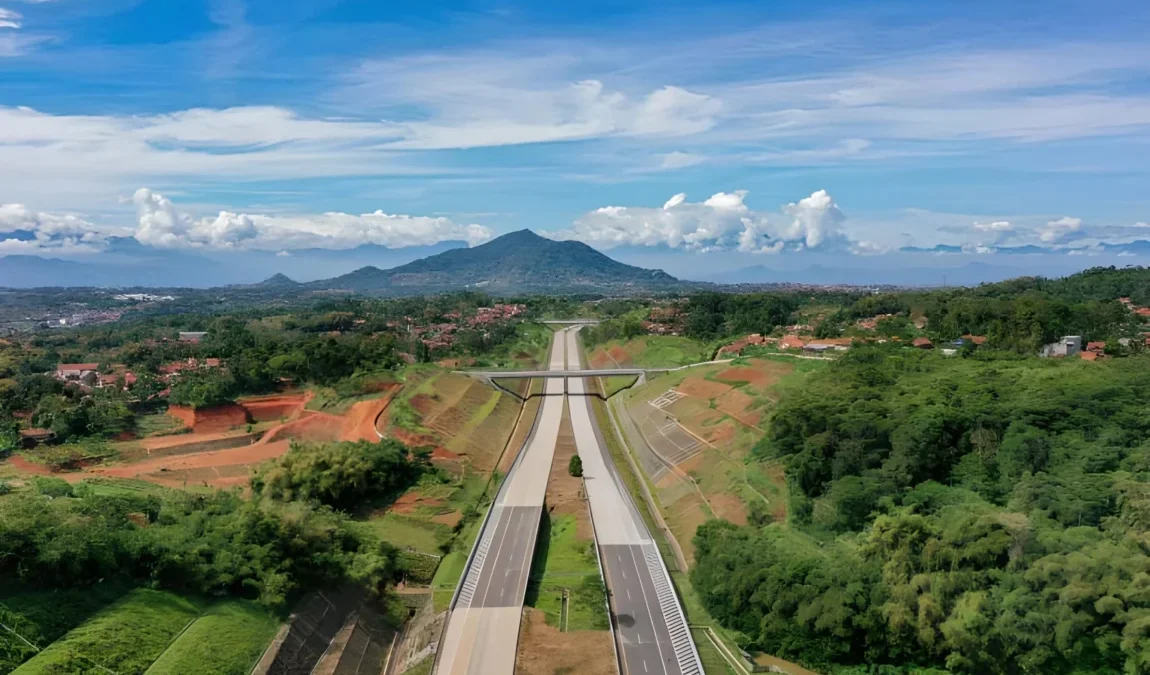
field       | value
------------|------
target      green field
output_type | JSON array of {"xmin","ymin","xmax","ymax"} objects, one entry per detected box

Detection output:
[
  {"xmin": 134, "ymin": 411, "xmax": 186, "ymax": 437},
  {"xmin": 145, "ymin": 601, "xmax": 280, "ymax": 675},
  {"xmin": 592, "ymin": 335, "xmax": 713, "ymax": 368},
  {"xmin": 355, "ymin": 513, "xmax": 451, "ymax": 555},
  {"xmin": 524, "ymin": 514, "xmax": 608, "ymax": 631},
  {"xmin": 306, "ymin": 370, "xmax": 398, "ymax": 414},
  {"xmin": 12, "ymin": 589, "xmax": 201, "ymax": 675}
]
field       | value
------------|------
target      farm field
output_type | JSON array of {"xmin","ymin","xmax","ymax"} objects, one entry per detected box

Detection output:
[
  {"xmin": 612, "ymin": 355, "xmax": 826, "ymax": 562},
  {"xmin": 587, "ymin": 335, "xmax": 713, "ymax": 369}
]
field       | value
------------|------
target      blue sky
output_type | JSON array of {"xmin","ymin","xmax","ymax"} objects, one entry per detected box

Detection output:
[{"xmin": 2, "ymin": 0, "xmax": 1150, "ymax": 281}]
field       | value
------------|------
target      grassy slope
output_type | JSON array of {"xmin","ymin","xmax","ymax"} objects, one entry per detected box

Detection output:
[
  {"xmin": 0, "ymin": 582, "xmax": 135, "ymax": 673},
  {"xmin": 145, "ymin": 600, "xmax": 280, "ymax": 675},
  {"xmin": 593, "ymin": 335, "xmax": 713, "ymax": 368},
  {"xmin": 11, "ymin": 589, "xmax": 201, "ymax": 675}
]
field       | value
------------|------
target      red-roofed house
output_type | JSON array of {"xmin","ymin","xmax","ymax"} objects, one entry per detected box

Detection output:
[
  {"xmin": 961, "ymin": 334, "xmax": 987, "ymax": 345},
  {"xmin": 55, "ymin": 363, "xmax": 99, "ymax": 381},
  {"xmin": 1136, "ymin": 308, "xmax": 1150, "ymax": 317},
  {"xmin": 1086, "ymin": 341, "xmax": 1106, "ymax": 353},
  {"xmin": 913, "ymin": 337, "xmax": 934, "ymax": 349}
]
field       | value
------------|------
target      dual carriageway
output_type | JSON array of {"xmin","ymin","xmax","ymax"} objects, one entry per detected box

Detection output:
[{"xmin": 434, "ymin": 326, "xmax": 702, "ymax": 675}]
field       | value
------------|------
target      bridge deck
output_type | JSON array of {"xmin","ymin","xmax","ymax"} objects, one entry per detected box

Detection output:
[{"xmin": 461, "ymin": 368, "xmax": 667, "ymax": 378}]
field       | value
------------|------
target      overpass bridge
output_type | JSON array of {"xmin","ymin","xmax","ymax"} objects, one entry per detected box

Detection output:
[
  {"xmin": 457, "ymin": 367, "xmax": 671, "ymax": 397},
  {"xmin": 540, "ymin": 318, "xmax": 599, "ymax": 325}
]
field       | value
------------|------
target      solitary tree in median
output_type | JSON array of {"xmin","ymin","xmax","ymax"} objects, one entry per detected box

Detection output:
[{"xmin": 568, "ymin": 454, "xmax": 583, "ymax": 477}]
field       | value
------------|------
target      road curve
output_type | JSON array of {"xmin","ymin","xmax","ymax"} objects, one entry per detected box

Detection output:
[
  {"xmin": 566, "ymin": 328, "xmax": 703, "ymax": 675},
  {"xmin": 434, "ymin": 328, "xmax": 568, "ymax": 675}
]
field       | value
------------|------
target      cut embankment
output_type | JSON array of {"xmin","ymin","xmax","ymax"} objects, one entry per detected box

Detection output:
[
  {"xmin": 11, "ymin": 589, "xmax": 201, "ymax": 675},
  {"xmin": 145, "ymin": 601, "xmax": 281, "ymax": 675}
]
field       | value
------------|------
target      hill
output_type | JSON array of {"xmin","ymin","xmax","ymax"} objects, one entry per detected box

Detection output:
[{"xmin": 309, "ymin": 229, "xmax": 682, "ymax": 294}]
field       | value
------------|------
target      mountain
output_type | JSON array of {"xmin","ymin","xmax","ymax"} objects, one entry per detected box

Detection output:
[
  {"xmin": 244, "ymin": 273, "xmax": 300, "ymax": 289},
  {"xmin": 0, "ymin": 240, "xmax": 472, "ymax": 288},
  {"xmin": 311, "ymin": 229, "xmax": 681, "ymax": 294}
]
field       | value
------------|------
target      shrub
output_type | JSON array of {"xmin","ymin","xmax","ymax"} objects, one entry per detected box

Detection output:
[
  {"xmin": 568, "ymin": 455, "xmax": 583, "ymax": 477},
  {"xmin": 32, "ymin": 476, "xmax": 73, "ymax": 498}
]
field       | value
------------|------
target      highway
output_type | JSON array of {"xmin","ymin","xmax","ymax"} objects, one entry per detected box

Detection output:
[
  {"xmin": 565, "ymin": 328, "xmax": 703, "ymax": 675},
  {"xmin": 434, "ymin": 329, "xmax": 568, "ymax": 675}
]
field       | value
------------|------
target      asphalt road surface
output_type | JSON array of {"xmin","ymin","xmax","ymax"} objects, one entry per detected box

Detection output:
[
  {"xmin": 565, "ymin": 328, "xmax": 703, "ymax": 675},
  {"xmin": 434, "ymin": 329, "xmax": 569, "ymax": 675}
]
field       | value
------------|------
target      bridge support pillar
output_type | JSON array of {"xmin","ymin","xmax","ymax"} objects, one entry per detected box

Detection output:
[{"xmin": 637, "ymin": 372, "xmax": 647, "ymax": 386}]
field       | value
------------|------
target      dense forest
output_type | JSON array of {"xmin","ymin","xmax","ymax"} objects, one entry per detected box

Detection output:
[{"xmin": 692, "ymin": 346, "xmax": 1150, "ymax": 674}]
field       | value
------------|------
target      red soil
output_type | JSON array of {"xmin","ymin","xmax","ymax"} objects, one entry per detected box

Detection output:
[
  {"xmin": 92, "ymin": 439, "xmax": 292, "ymax": 482},
  {"xmin": 676, "ymin": 377, "xmax": 733, "ymax": 400},
  {"xmin": 588, "ymin": 351, "xmax": 611, "ymax": 369},
  {"xmin": 239, "ymin": 393, "xmax": 310, "ymax": 422},
  {"xmin": 262, "ymin": 411, "xmax": 343, "ymax": 443},
  {"xmin": 430, "ymin": 446, "xmax": 461, "ymax": 461},
  {"xmin": 715, "ymin": 359, "xmax": 791, "ymax": 391},
  {"xmin": 4, "ymin": 454, "xmax": 53, "ymax": 476},
  {"xmin": 340, "ymin": 385, "xmax": 399, "ymax": 442},
  {"xmin": 410, "ymin": 394, "xmax": 436, "ymax": 416},
  {"xmin": 607, "ymin": 345, "xmax": 631, "ymax": 366},
  {"xmin": 389, "ymin": 490, "xmax": 446, "ymax": 515},
  {"xmin": 168, "ymin": 403, "xmax": 250, "ymax": 433},
  {"xmin": 141, "ymin": 430, "xmax": 252, "ymax": 451},
  {"xmin": 714, "ymin": 388, "xmax": 763, "ymax": 427}
]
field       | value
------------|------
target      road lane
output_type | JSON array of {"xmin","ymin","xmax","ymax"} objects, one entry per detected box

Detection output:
[
  {"xmin": 565, "ymin": 328, "xmax": 702, "ymax": 675},
  {"xmin": 434, "ymin": 329, "xmax": 568, "ymax": 675}
]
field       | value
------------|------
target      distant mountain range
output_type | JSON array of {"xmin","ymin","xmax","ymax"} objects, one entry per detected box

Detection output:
[
  {"xmin": 0, "ymin": 239, "xmax": 469, "ymax": 289},
  {"xmin": 707, "ymin": 262, "xmax": 1069, "ymax": 287},
  {"xmin": 0, "ymin": 230, "xmax": 683, "ymax": 295}
]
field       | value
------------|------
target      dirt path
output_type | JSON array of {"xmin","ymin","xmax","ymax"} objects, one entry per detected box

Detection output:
[
  {"xmin": 340, "ymin": 386, "xmax": 399, "ymax": 442},
  {"xmin": 514, "ymin": 609, "xmax": 615, "ymax": 675}
]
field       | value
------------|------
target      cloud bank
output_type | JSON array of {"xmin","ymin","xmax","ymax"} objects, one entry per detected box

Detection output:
[
  {"xmin": 1, "ymin": 191, "xmax": 494, "ymax": 255},
  {"xmin": 550, "ymin": 189, "xmax": 849, "ymax": 254}
]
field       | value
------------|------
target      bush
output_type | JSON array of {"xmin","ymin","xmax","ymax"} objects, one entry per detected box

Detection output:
[
  {"xmin": 252, "ymin": 439, "xmax": 427, "ymax": 511},
  {"xmin": 32, "ymin": 476, "xmax": 73, "ymax": 498},
  {"xmin": 0, "ymin": 479, "xmax": 11, "ymax": 496},
  {"xmin": 0, "ymin": 490, "xmax": 400, "ymax": 609},
  {"xmin": 568, "ymin": 455, "xmax": 583, "ymax": 477}
]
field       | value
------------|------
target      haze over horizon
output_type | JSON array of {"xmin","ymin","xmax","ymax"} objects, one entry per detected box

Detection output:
[{"xmin": 2, "ymin": 0, "xmax": 1149, "ymax": 285}]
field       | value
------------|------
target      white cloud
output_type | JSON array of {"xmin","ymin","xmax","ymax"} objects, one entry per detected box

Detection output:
[
  {"xmin": 0, "ymin": 106, "xmax": 434, "ymax": 207},
  {"xmin": 131, "ymin": 188, "xmax": 493, "ymax": 251},
  {"xmin": 551, "ymin": 189, "xmax": 849, "ymax": 254},
  {"xmin": 1040, "ymin": 216, "xmax": 1083, "ymax": 243},
  {"xmin": 377, "ymin": 80, "xmax": 721, "ymax": 150},
  {"xmin": 0, "ymin": 8, "xmax": 21, "ymax": 29},
  {"xmin": 781, "ymin": 189, "xmax": 845, "ymax": 248},
  {"xmin": 974, "ymin": 220, "xmax": 1012, "ymax": 232},
  {"xmin": 0, "ymin": 203, "xmax": 110, "ymax": 254},
  {"xmin": 658, "ymin": 152, "xmax": 706, "ymax": 170}
]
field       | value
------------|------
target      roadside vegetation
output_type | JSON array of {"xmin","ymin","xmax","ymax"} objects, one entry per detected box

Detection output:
[{"xmin": 692, "ymin": 346, "xmax": 1150, "ymax": 674}]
